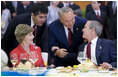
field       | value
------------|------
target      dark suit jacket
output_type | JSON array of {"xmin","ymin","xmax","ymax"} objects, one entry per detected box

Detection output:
[
  {"xmin": 48, "ymin": 16, "xmax": 87, "ymax": 67},
  {"xmin": 58, "ymin": 2, "xmax": 82, "ymax": 17},
  {"xmin": 85, "ymin": 4, "xmax": 107, "ymax": 15},
  {"xmin": 17, "ymin": 1, "xmax": 33, "ymax": 15},
  {"xmin": 1, "ymin": 13, "xmax": 47, "ymax": 67},
  {"xmin": 85, "ymin": 10, "xmax": 107, "ymax": 26},
  {"xmin": 107, "ymin": 1, "xmax": 117, "ymax": 40},
  {"xmin": 78, "ymin": 38, "xmax": 117, "ymax": 68}
]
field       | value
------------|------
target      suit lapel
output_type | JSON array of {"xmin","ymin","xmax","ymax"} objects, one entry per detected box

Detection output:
[
  {"xmin": 92, "ymin": 10, "xmax": 98, "ymax": 19},
  {"xmin": 58, "ymin": 23, "xmax": 69, "ymax": 48},
  {"xmin": 96, "ymin": 38, "xmax": 103, "ymax": 60},
  {"xmin": 72, "ymin": 24, "xmax": 78, "ymax": 46}
]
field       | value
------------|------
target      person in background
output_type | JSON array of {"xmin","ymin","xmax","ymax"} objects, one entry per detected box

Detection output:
[
  {"xmin": 17, "ymin": 1, "xmax": 34, "ymax": 15},
  {"xmin": 48, "ymin": 7, "xmax": 87, "ymax": 67},
  {"xmin": 3, "ymin": 1, "xmax": 17, "ymax": 18},
  {"xmin": 107, "ymin": 1, "xmax": 117, "ymax": 40},
  {"xmin": 1, "ymin": 3, "xmax": 48, "ymax": 67},
  {"xmin": 34, "ymin": 1, "xmax": 50, "ymax": 7},
  {"xmin": 85, "ymin": 1, "xmax": 107, "ymax": 15},
  {"xmin": 58, "ymin": 1, "xmax": 83, "ymax": 17},
  {"xmin": 10, "ymin": 24, "xmax": 45, "ymax": 67},
  {"xmin": 85, "ymin": 1, "xmax": 108, "ymax": 39},
  {"xmin": 46, "ymin": 1, "xmax": 60, "ymax": 26},
  {"xmin": 1, "ymin": 1, "xmax": 11, "ymax": 39},
  {"xmin": 78, "ymin": 20, "xmax": 117, "ymax": 69}
]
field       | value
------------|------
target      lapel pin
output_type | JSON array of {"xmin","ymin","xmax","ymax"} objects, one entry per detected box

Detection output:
[
  {"xmin": 99, "ymin": 46, "xmax": 102, "ymax": 50},
  {"xmin": 76, "ymin": 28, "xmax": 79, "ymax": 30}
]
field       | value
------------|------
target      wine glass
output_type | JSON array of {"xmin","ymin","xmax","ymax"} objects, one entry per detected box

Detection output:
[
  {"xmin": 77, "ymin": 51, "xmax": 88, "ymax": 64},
  {"xmin": 20, "ymin": 53, "xmax": 28, "ymax": 64},
  {"xmin": 29, "ymin": 51, "xmax": 38, "ymax": 65},
  {"xmin": 10, "ymin": 53, "xmax": 18, "ymax": 68}
]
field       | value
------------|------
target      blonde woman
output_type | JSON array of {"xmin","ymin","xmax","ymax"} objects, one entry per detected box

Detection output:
[{"xmin": 10, "ymin": 24, "xmax": 45, "ymax": 67}]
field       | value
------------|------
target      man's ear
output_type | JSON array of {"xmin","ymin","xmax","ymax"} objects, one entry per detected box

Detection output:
[{"xmin": 90, "ymin": 28, "xmax": 94, "ymax": 32}]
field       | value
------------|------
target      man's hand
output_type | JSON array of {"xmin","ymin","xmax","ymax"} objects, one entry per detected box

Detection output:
[
  {"xmin": 100, "ymin": 62, "xmax": 112, "ymax": 69},
  {"xmin": 56, "ymin": 48, "xmax": 68, "ymax": 58}
]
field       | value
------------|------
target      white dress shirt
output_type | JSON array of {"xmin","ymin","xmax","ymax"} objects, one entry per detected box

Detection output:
[
  {"xmin": 84, "ymin": 37, "xmax": 98, "ymax": 65},
  {"xmin": 31, "ymin": 16, "xmax": 35, "ymax": 27},
  {"xmin": 63, "ymin": 2, "xmax": 69, "ymax": 7},
  {"xmin": 94, "ymin": 10, "xmax": 101, "ymax": 16}
]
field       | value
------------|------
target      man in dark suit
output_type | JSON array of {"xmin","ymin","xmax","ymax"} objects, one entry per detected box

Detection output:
[
  {"xmin": 48, "ymin": 7, "xmax": 87, "ymax": 67},
  {"xmin": 107, "ymin": 1, "xmax": 117, "ymax": 40},
  {"xmin": 78, "ymin": 20, "xmax": 117, "ymax": 69},
  {"xmin": 1, "ymin": 3, "xmax": 48, "ymax": 67},
  {"xmin": 85, "ymin": 1, "xmax": 107, "ymax": 15},
  {"xmin": 58, "ymin": 1, "xmax": 83, "ymax": 17},
  {"xmin": 17, "ymin": 1, "xmax": 34, "ymax": 15},
  {"xmin": 85, "ymin": 1, "xmax": 108, "ymax": 38}
]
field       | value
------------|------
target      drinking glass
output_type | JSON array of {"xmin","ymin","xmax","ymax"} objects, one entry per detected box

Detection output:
[
  {"xmin": 10, "ymin": 53, "xmax": 18, "ymax": 68},
  {"xmin": 77, "ymin": 51, "xmax": 88, "ymax": 64},
  {"xmin": 29, "ymin": 51, "xmax": 38, "ymax": 65},
  {"xmin": 20, "ymin": 53, "xmax": 28, "ymax": 64}
]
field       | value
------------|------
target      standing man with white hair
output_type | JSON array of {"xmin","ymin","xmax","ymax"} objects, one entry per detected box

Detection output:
[
  {"xmin": 48, "ymin": 7, "xmax": 87, "ymax": 67},
  {"xmin": 78, "ymin": 20, "xmax": 117, "ymax": 69}
]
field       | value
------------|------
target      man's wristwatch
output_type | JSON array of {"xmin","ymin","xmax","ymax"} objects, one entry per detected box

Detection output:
[{"xmin": 53, "ymin": 49, "xmax": 58, "ymax": 56}]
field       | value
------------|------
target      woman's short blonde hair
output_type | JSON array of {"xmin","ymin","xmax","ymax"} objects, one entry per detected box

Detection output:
[{"xmin": 15, "ymin": 24, "xmax": 34, "ymax": 43}]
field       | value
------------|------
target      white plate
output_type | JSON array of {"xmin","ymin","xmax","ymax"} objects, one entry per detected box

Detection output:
[
  {"xmin": 98, "ymin": 67, "xmax": 109, "ymax": 73},
  {"xmin": 56, "ymin": 67, "xmax": 64, "ymax": 70},
  {"xmin": 77, "ymin": 68, "xmax": 97, "ymax": 71},
  {"xmin": 98, "ymin": 70, "xmax": 109, "ymax": 73}
]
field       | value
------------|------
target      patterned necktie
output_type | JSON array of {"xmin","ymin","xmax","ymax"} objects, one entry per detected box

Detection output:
[
  {"xmin": 97, "ymin": 12, "xmax": 100, "ymax": 19},
  {"xmin": 68, "ymin": 28, "xmax": 72, "ymax": 48},
  {"xmin": 86, "ymin": 42, "xmax": 91, "ymax": 59}
]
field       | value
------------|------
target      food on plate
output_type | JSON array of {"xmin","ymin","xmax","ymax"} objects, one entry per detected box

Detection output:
[
  {"xmin": 56, "ymin": 66, "xmax": 74, "ymax": 73},
  {"xmin": 77, "ymin": 59, "xmax": 96, "ymax": 70}
]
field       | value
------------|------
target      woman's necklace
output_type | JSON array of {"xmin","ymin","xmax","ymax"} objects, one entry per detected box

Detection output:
[{"xmin": 21, "ymin": 44, "xmax": 31, "ymax": 55}]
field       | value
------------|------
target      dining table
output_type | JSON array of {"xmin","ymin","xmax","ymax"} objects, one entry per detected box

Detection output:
[{"xmin": 1, "ymin": 67, "xmax": 117, "ymax": 76}]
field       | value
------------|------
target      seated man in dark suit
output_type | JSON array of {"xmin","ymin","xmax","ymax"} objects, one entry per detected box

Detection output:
[
  {"xmin": 1, "ymin": 3, "xmax": 48, "ymax": 67},
  {"xmin": 78, "ymin": 20, "xmax": 117, "ymax": 69},
  {"xmin": 48, "ymin": 7, "xmax": 87, "ymax": 67}
]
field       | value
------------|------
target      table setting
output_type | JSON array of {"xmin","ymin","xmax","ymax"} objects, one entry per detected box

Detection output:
[{"xmin": 1, "ymin": 51, "xmax": 117, "ymax": 76}]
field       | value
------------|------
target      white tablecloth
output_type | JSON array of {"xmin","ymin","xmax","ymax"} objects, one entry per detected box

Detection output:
[{"xmin": 46, "ymin": 68, "xmax": 117, "ymax": 76}]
